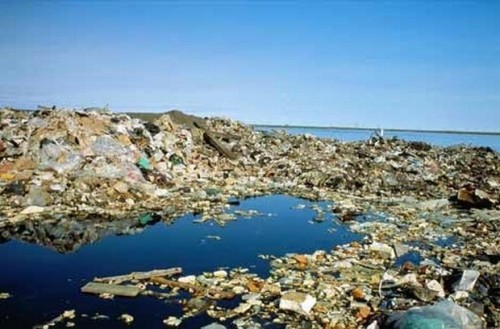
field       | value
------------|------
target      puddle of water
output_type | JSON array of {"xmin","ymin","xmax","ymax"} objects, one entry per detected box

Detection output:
[
  {"xmin": 433, "ymin": 236, "xmax": 461, "ymax": 248},
  {"xmin": 354, "ymin": 212, "xmax": 389, "ymax": 223},
  {"xmin": 407, "ymin": 234, "xmax": 461, "ymax": 251},
  {"xmin": 395, "ymin": 251, "xmax": 423, "ymax": 267},
  {"xmin": 0, "ymin": 195, "xmax": 362, "ymax": 328}
]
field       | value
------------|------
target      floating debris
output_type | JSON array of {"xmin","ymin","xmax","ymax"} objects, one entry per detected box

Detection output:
[
  {"xmin": 118, "ymin": 313, "xmax": 134, "ymax": 325},
  {"xmin": 206, "ymin": 235, "xmax": 222, "ymax": 241},
  {"xmin": 0, "ymin": 292, "xmax": 11, "ymax": 300},
  {"xmin": 33, "ymin": 309, "xmax": 76, "ymax": 329},
  {"xmin": 77, "ymin": 236, "xmax": 498, "ymax": 327},
  {"xmin": 163, "ymin": 316, "xmax": 182, "ymax": 327}
]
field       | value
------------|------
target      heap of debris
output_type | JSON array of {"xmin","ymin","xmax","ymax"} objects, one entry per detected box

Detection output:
[
  {"xmin": 1, "ymin": 107, "xmax": 497, "ymax": 225},
  {"xmin": 1, "ymin": 107, "xmax": 499, "ymax": 328}
]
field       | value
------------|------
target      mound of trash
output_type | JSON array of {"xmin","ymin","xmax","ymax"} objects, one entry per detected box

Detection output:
[
  {"xmin": 0, "ymin": 107, "xmax": 498, "ymax": 225},
  {"xmin": 1, "ymin": 107, "xmax": 499, "ymax": 328}
]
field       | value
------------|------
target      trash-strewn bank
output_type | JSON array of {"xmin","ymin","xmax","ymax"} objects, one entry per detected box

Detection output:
[
  {"xmin": 1, "ymin": 107, "xmax": 497, "ymax": 222},
  {"xmin": 0, "ymin": 107, "xmax": 499, "ymax": 328}
]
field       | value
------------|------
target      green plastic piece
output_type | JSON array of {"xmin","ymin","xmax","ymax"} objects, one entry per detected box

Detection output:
[
  {"xmin": 137, "ymin": 157, "xmax": 151, "ymax": 170},
  {"xmin": 139, "ymin": 213, "xmax": 153, "ymax": 225}
]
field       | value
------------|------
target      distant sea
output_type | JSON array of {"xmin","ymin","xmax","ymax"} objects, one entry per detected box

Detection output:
[{"xmin": 254, "ymin": 126, "xmax": 500, "ymax": 151}]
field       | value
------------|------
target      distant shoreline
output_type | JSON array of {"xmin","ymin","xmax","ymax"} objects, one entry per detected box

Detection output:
[
  {"xmin": 252, "ymin": 124, "xmax": 500, "ymax": 136},
  {"xmin": 3, "ymin": 108, "xmax": 499, "ymax": 136},
  {"xmin": 126, "ymin": 112, "xmax": 500, "ymax": 135}
]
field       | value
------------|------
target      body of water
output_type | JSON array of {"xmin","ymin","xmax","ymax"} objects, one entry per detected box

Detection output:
[
  {"xmin": 255, "ymin": 126, "xmax": 500, "ymax": 150},
  {"xmin": 0, "ymin": 195, "xmax": 362, "ymax": 328}
]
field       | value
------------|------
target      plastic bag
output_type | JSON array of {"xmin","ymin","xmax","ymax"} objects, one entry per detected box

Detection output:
[
  {"xmin": 91, "ymin": 135, "xmax": 127, "ymax": 156},
  {"xmin": 39, "ymin": 142, "xmax": 82, "ymax": 174},
  {"xmin": 387, "ymin": 300, "xmax": 483, "ymax": 329}
]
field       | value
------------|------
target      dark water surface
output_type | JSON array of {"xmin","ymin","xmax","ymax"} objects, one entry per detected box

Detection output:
[
  {"xmin": 0, "ymin": 195, "xmax": 362, "ymax": 328},
  {"xmin": 256, "ymin": 126, "xmax": 500, "ymax": 150}
]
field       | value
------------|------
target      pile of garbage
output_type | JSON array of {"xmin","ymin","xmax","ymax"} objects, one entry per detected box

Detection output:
[
  {"xmin": 1, "ymin": 107, "xmax": 499, "ymax": 327},
  {"xmin": 1, "ymin": 107, "xmax": 497, "ymax": 223},
  {"xmin": 76, "ymin": 235, "xmax": 497, "ymax": 328}
]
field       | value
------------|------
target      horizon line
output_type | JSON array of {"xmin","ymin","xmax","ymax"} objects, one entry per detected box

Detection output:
[
  {"xmin": 251, "ymin": 123, "xmax": 500, "ymax": 136},
  {"xmin": 2, "ymin": 106, "xmax": 499, "ymax": 136}
]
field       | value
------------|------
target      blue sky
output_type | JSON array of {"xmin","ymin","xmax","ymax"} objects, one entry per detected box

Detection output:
[{"xmin": 1, "ymin": 1, "xmax": 499, "ymax": 131}]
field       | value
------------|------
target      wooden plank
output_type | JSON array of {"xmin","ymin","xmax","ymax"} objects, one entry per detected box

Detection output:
[
  {"xmin": 94, "ymin": 267, "xmax": 182, "ymax": 284},
  {"xmin": 81, "ymin": 282, "xmax": 142, "ymax": 297},
  {"xmin": 203, "ymin": 131, "xmax": 238, "ymax": 160}
]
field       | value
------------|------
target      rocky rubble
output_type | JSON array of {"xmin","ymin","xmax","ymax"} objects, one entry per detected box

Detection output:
[{"xmin": 1, "ymin": 107, "xmax": 499, "ymax": 327}]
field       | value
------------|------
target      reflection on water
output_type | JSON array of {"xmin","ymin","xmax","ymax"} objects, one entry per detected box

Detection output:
[
  {"xmin": 0, "ymin": 217, "xmax": 152, "ymax": 253},
  {"xmin": 0, "ymin": 195, "xmax": 362, "ymax": 328}
]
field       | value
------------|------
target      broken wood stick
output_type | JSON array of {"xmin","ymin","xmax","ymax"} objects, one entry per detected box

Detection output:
[
  {"xmin": 94, "ymin": 267, "xmax": 182, "ymax": 284},
  {"xmin": 150, "ymin": 277, "xmax": 202, "ymax": 294}
]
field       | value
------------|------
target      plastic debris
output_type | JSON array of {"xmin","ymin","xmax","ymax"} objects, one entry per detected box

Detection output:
[
  {"xmin": 453, "ymin": 270, "xmax": 481, "ymax": 292},
  {"xmin": 137, "ymin": 156, "xmax": 151, "ymax": 171},
  {"xmin": 138, "ymin": 213, "xmax": 154, "ymax": 226},
  {"xmin": 387, "ymin": 300, "xmax": 483, "ymax": 329}
]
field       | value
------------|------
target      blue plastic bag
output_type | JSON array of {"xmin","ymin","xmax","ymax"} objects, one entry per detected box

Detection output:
[{"xmin": 387, "ymin": 301, "xmax": 483, "ymax": 329}]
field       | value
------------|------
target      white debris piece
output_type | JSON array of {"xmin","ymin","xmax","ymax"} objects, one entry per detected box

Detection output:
[
  {"xmin": 453, "ymin": 270, "xmax": 480, "ymax": 292},
  {"xmin": 20, "ymin": 206, "xmax": 45, "ymax": 214},
  {"xmin": 213, "ymin": 270, "xmax": 228, "ymax": 278},
  {"xmin": 119, "ymin": 314, "xmax": 134, "ymax": 324},
  {"xmin": 369, "ymin": 242, "xmax": 396, "ymax": 259},
  {"xmin": 201, "ymin": 323, "xmax": 226, "ymax": 329},
  {"xmin": 279, "ymin": 291, "xmax": 316, "ymax": 315},
  {"xmin": 163, "ymin": 316, "xmax": 182, "ymax": 327},
  {"xmin": 178, "ymin": 275, "xmax": 196, "ymax": 285},
  {"xmin": 426, "ymin": 279, "xmax": 446, "ymax": 298}
]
